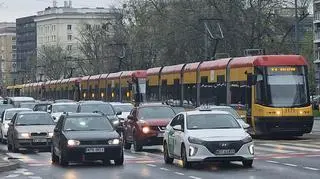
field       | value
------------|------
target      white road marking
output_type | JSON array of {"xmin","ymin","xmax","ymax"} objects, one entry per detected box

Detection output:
[
  {"xmin": 28, "ymin": 177, "xmax": 42, "ymax": 179},
  {"xmin": 160, "ymin": 167, "xmax": 169, "ymax": 171},
  {"xmin": 303, "ymin": 167, "xmax": 320, "ymax": 171},
  {"xmin": 282, "ymin": 143, "xmax": 320, "ymax": 149},
  {"xmin": 5, "ymin": 174, "xmax": 20, "ymax": 178},
  {"xmin": 254, "ymin": 146, "xmax": 295, "ymax": 153},
  {"xmin": 174, "ymin": 172, "xmax": 184, "ymax": 176},
  {"xmin": 306, "ymin": 154, "xmax": 320, "ymax": 157},
  {"xmin": 261, "ymin": 144, "xmax": 320, "ymax": 152},
  {"xmin": 266, "ymin": 160, "xmax": 279, "ymax": 164},
  {"xmin": 283, "ymin": 163, "xmax": 297, "ymax": 167},
  {"xmin": 146, "ymin": 164, "xmax": 157, "ymax": 167},
  {"xmin": 189, "ymin": 176, "xmax": 202, "ymax": 179},
  {"xmin": 23, "ymin": 172, "xmax": 34, "ymax": 176}
]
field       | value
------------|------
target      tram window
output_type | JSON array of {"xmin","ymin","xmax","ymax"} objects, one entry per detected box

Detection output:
[
  {"xmin": 201, "ymin": 76, "xmax": 208, "ymax": 84},
  {"xmin": 217, "ymin": 75, "xmax": 225, "ymax": 83}
]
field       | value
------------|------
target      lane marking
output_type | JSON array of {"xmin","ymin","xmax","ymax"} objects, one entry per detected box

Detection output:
[
  {"xmin": 160, "ymin": 167, "xmax": 169, "ymax": 171},
  {"xmin": 146, "ymin": 164, "xmax": 157, "ymax": 167},
  {"xmin": 189, "ymin": 176, "xmax": 202, "ymax": 179},
  {"xmin": 306, "ymin": 154, "xmax": 320, "ymax": 157},
  {"xmin": 23, "ymin": 172, "xmax": 34, "ymax": 176},
  {"xmin": 174, "ymin": 172, "xmax": 184, "ymax": 176},
  {"xmin": 261, "ymin": 144, "xmax": 320, "ymax": 152},
  {"xmin": 282, "ymin": 143, "xmax": 320, "ymax": 149},
  {"xmin": 255, "ymin": 146, "xmax": 295, "ymax": 154},
  {"xmin": 283, "ymin": 163, "xmax": 297, "ymax": 167},
  {"xmin": 266, "ymin": 160, "xmax": 279, "ymax": 164},
  {"xmin": 28, "ymin": 177, "xmax": 43, "ymax": 179},
  {"xmin": 6, "ymin": 174, "xmax": 20, "ymax": 178},
  {"xmin": 303, "ymin": 167, "xmax": 320, "ymax": 171}
]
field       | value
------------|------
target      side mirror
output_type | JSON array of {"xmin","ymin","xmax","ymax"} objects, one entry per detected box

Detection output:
[
  {"xmin": 116, "ymin": 111, "xmax": 122, "ymax": 115},
  {"xmin": 173, "ymin": 125, "xmax": 182, "ymax": 131},
  {"xmin": 237, "ymin": 119, "xmax": 250, "ymax": 129},
  {"xmin": 54, "ymin": 128, "xmax": 59, "ymax": 132},
  {"xmin": 47, "ymin": 109, "xmax": 52, "ymax": 113},
  {"xmin": 127, "ymin": 115, "xmax": 134, "ymax": 120}
]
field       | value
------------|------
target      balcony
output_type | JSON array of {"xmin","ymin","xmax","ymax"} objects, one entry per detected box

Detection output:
[{"xmin": 315, "ymin": 12, "xmax": 320, "ymax": 23}]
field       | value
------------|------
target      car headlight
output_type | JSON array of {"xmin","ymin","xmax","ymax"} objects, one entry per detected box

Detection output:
[
  {"xmin": 142, "ymin": 126, "xmax": 150, "ymax": 134},
  {"xmin": 67, "ymin": 140, "xmax": 80, "ymax": 146},
  {"xmin": 48, "ymin": 132, "xmax": 53, "ymax": 137},
  {"xmin": 242, "ymin": 136, "xmax": 253, "ymax": 143},
  {"xmin": 188, "ymin": 137, "xmax": 204, "ymax": 145},
  {"xmin": 18, "ymin": 133, "xmax": 30, "ymax": 139},
  {"xmin": 108, "ymin": 139, "xmax": 120, "ymax": 145},
  {"xmin": 4, "ymin": 123, "xmax": 9, "ymax": 129}
]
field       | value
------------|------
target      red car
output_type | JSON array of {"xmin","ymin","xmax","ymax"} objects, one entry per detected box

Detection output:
[{"xmin": 123, "ymin": 104, "xmax": 176, "ymax": 151}]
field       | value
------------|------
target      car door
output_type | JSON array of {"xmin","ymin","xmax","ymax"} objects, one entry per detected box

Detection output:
[
  {"xmin": 126, "ymin": 108, "xmax": 137, "ymax": 141},
  {"xmin": 167, "ymin": 115, "xmax": 179, "ymax": 156},
  {"xmin": 173, "ymin": 114, "xmax": 185, "ymax": 157}
]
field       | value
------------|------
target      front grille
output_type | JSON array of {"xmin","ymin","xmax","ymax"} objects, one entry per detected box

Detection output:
[
  {"xmin": 203, "ymin": 141, "xmax": 244, "ymax": 155},
  {"xmin": 80, "ymin": 140, "xmax": 106, "ymax": 145},
  {"xmin": 31, "ymin": 132, "xmax": 47, "ymax": 137}
]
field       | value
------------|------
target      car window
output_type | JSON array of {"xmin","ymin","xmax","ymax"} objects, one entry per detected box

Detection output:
[
  {"xmin": 5, "ymin": 109, "xmax": 32, "ymax": 120},
  {"xmin": 55, "ymin": 116, "xmax": 65, "ymax": 130},
  {"xmin": 16, "ymin": 113, "xmax": 55, "ymax": 126},
  {"xmin": 52, "ymin": 104, "xmax": 78, "ymax": 113},
  {"xmin": 80, "ymin": 103, "xmax": 115, "ymax": 115},
  {"xmin": 187, "ymin": 114, "xmax": 241, "ymax": 130},
  {"xmin": 63, "ymin": 116, "xmax": 113, "ymax": 131},
  {"xmin": 138, "ymin": 106, "xmax": 176, "ymax": 119},
  {"xmin": 170, "ymin": 115, "xmax": 180, "ymax": 127},
  {"xmin": 34, "ymin": 105, "xmax": 48, "ymax": 111}
]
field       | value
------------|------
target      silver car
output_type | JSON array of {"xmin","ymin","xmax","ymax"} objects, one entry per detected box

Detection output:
[
  {"xmin": 163, "ymin": 109, "xmax": 254, "ymax": 168},
  {"xmin": 7, "ymin": 111, "xmax": 55, "ymax": 152}
]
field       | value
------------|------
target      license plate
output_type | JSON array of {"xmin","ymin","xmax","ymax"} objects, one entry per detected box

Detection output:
[
  {"xmin": 85, "ymin": 148, "xmax": 105, "ymax": 153},
  {"xmin": 33, "ymin": 139, "xmax": 47, "ymax": 143},
  {"xmin": 215, "ymin": 149, "xmax": 235, "ymax": 155},
  {"xmin": 157, "ymin": 133, "xmax": 164, "ymax": 137}
]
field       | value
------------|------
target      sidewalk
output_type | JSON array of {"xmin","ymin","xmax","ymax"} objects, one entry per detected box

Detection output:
[{"xmin": 0, "ymin": 151, "xmax": 19, "ymax": 172}]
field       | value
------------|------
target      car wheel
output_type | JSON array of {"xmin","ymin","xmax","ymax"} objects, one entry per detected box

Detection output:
[
  {"xmin": 123, "ymin": 135, "xmax": 131, "ymax": 150},
  {"xmin": 242, "ymin": 160, "xmax": 253, "ymax": 167},
  {"xmin": 51, "ymin": 146, "xmax": 59, "ymax": 163},
  {"xmin": 7, "ymin": 140, "xmax": 12, "ymax": 152},
  {"xmin": 133, "ymin": 136, "xmax": 142, "ymax": 152},
  {"xmin": 114, "ymin": 150, "xmax": 124, "ymax": 166},
  {"xmin": 163, "ymin": 142, "xmax": 173, "ymax": 164},
  {"xmin": 181, "ymin": 145, "xmax": 190, "ymax": 168},
  {"xmin": 0, "ymin": 131, "xmax": 3, "ymax": 143},
  {"xmin": 12, "ymin": 141, "xmax": 19, "ymax": 153},
  {"xmin": 59, "ymin": 151, "xmax": 69, "ymax": 166}
]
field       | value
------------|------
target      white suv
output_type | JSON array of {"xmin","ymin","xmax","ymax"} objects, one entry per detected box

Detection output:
[{"xmin": 163, "ymin": 110, "xmax": 254, "ymax": 168}]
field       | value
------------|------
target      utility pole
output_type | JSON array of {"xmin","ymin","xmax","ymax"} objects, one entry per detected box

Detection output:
[{"xmin": 294, "ymin": 0, "xmax": 299, "ymax": 54}]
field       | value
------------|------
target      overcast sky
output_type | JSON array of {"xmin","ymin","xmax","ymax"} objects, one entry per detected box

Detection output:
[{"xmin": 0, "ymin": 0, "xmax": 121, "ymax": 22}]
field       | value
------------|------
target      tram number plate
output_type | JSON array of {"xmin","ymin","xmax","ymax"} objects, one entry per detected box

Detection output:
[
  {"xmin": 85, "ymin": 148, "xmax": 104, "ymax": 153},
  {"xmin": 215, "ymin": 149, "xmax": 235, "ymax": 155}
]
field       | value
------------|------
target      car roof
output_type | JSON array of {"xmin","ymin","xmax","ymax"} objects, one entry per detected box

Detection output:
[
  {"xmin": 5, "ymin": 108, "xmax": 32, "ymax": 111},
  {"xmin": 185, "ymin": 110, "xmax": 231, "ymax": 115},
  {"xmin": 52, "ymin": 102, "xmax": 78, "ymax": 106},
  {"xmin": 7, "ymin": 97, "xmax": 35, "ymax": 101},
  {"xmin": 138, "ymin": 103, "xmax": 171, "ymax": 107},
  {"xmin": 209, "ymin": 106, "xmax": 233, "ymax": 109}
]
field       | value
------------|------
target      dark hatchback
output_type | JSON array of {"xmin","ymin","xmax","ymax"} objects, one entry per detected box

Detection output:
[{"xmin": 51, "ymin": 113, "xmax": 123, "ymax": 166}]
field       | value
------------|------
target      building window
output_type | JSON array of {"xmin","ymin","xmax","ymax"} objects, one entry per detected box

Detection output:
[
  {"xmin": 67, "ymin": 25, "xmax": 72, "ymax": 30},
  {"xmin": 67, "ymin": 35, "xmax": 72, "ymax": 41},
  {"xmin": 86, "ymin": 24, "xmax": 91, "ymax": 30},
  {"xmin": 12, "ymin": 36, "xmax": 16, "ymax": 41},
  {"xmin": 67, "ymin": 45, "xmax": 72, "ymax": 51}
]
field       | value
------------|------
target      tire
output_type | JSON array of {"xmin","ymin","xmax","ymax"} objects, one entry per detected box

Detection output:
[
  {"xmin": 123, "ymin": 137, "xmax": 131, "ymax": 150},
  {"xmin": 163, "ymin": 142, "xmax": 173, "ymax": 164},
  {"xmin": 133, "ymin": 135, "xmax": 142, "ymax": 152},
  {"xmin": 181, "ymin": 145, "xmax": 190, "ymax": 168},
  {"xmin": 114, "ymin": 150, "xmax": 124, "ymax": 166},
  {"xmin": 7, "ymin": 141, "xmax": 12, "ymax": 152},
  {"xmin": 242, "ymin": 160, "xmax": 253, "ymax": 167},
  {"xmin": 12, "ymin": 141, "xmax": 19, "ymax": 153},
  {"xmin": 51, "ymin": 146, "xmax": 58, "ymax": 163},
  {"xmin": 59, "ymin": 151, "xmax": 69, "ymax": 166}
]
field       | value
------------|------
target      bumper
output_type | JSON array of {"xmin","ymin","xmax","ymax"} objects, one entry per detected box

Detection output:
[
  {"xmin": 63, "ymin": 145, "xmax": 122, "ymax": 162},
  {"xmin": 15, "ymin": 138, "xmax": 52, "ymax": 149},
  {"xmin": 137, "ymin": 131, "xmax": 164, "ymax": 146},
  {"xmin": 186, "ymin": 142, "xmax": 254, "ymax": 162},
  {"xmin": 254, "ymin": 116, "xmax": 314, "ymax": 135}
]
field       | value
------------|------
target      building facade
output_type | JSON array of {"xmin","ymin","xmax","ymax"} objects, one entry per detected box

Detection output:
[
  {"xmin": 314, "ymin": 0, "xmax": 320, "ymax": 94},
  {"xmin": 0, "ymin": 22, "xmax": 16, "ymax": 87},
  {"xmin": 34, "ymin": 2, "xmax": 116, "ymax": 81},
  {"xmin": 16, "ymin": 16, "xmax": 37, "ymax": 84}
]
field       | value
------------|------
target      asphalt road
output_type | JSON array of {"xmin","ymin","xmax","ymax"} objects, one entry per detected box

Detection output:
[{"xmin": 0, "ymin": 121, "xmax": 319, "ymax": 179}]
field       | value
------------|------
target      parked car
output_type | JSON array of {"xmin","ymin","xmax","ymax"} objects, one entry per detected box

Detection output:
[
  {"xmin": 51, "ymin": 113, "xmax": 123, "ymax": 166},
  {"xmin": 77, "ymin": 101, "xmax": 121, "ymax": 126},
  {"xmin": 163, "ymin": 109, "xmax": 254, "ymax": 168},
  {"xmin": 0, "ymin": 108, "xmax": 32, "ymax": 143},
  {"xmin": 123, "ymin": 104, "xmax": 176, "ymax": 151},
  {"xmin": 47, "ymin": 102, "xmax": 79, "ymax": 122},
  {"xmin": 7, "ymin": 111, "xmax": 55, "ymax": 152}
]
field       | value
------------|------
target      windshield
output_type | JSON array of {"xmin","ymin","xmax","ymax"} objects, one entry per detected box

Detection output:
[
  {"xmin": 267, "ymin": 75, "xmax": 308, "ymax": 107},
  {"xmin": 63, "ymin": 116, "xmax": 113, "ymax": 131},
  {"xmin": 210, "ymin": 108, "xmax": 240, "ymax": 118},
  {"xmin": 138, "ymin": 106, "xmax": 176, "ymax": 119},
  {"xmin": 52, "ymin": 104, "xmax": 78, "ymax": 113},
  {"xmin": 113, "ymin": 105, "xmax": 133, "ymax": 113},
  {"xmin": 187, "ymin": 114, "xmax": 241, "ymax": 130},
  {"xmin": 16, "ymin": 113, "xmax": 55, "ymax": 125},
  {"xmin": 5, "ymin": 109, "xmax": 32, "ymax": 120},
  {"xmin": 19, "ymin": 103, "xmax": 37, "ymax": 109},
  {"xmin": 80, "ymin": 103, "xmax": 115, "ymax": 115}
]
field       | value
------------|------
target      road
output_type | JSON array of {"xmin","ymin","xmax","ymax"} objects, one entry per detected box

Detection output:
[{"xmin": 0, "ymin": 121, "xmax": 319, "ymax": 179}]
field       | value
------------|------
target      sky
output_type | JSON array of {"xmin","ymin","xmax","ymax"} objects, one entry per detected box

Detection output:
[{"xmin": 0, "ymin": 0, "xmax": 121, "ymax": 22}]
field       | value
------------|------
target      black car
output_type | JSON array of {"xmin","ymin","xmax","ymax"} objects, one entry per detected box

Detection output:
[
  {"xmin": 51, "ymin": 113, "xmax": 124, "ymax": 166},
  {"xmin": 77, "ymin": 101, "xmax": 121, "ymax": 126}
]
